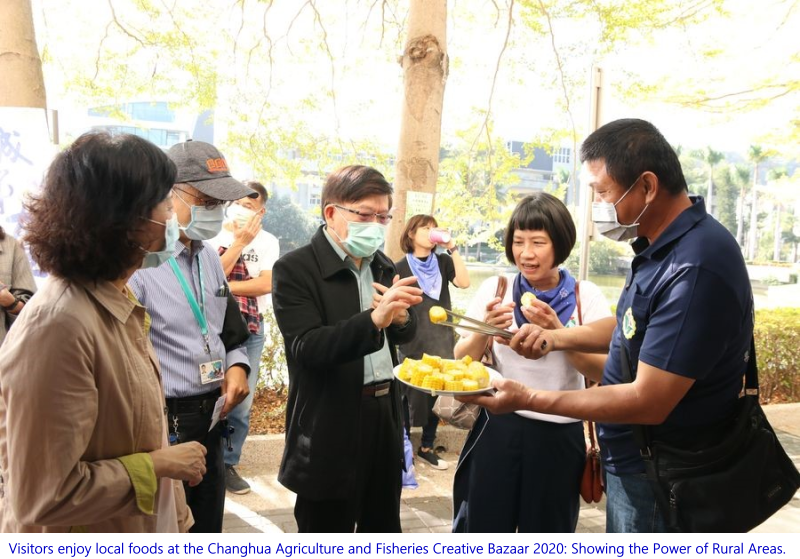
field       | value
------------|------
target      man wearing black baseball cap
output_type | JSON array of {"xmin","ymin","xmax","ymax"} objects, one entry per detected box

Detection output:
[{"xmin": 130, "ymin": 140, "xmax": 254, "ymax": 532}]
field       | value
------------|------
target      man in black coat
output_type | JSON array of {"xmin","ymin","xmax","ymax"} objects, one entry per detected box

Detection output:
[{"xmin": 272, "ymin": 165, "xmax": 423, "ymax": 532}]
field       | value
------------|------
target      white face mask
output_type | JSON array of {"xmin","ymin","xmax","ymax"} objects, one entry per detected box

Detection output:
[
  {"xmin": 591, "ymin": 175, "xmax": 649, "ymax": 242},
  {"xmin": 226, "ymin": 204, "xmax": 257, "ymax": 228},
  {"xmin": 174, "ymin": 190, "xmax": 225, "ymax": 240}
]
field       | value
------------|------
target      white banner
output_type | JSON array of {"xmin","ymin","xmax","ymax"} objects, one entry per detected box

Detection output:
[{"xmin": 0, "ymin": 107, "xmax": 56, "ymax": 278}]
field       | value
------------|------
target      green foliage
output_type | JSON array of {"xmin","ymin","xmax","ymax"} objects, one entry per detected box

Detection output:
[
  {"xmin": 713, "ymin": 164, "xmax": 744, "ymax": 234},
  {"xmin": 563, "ymin": 237, "xmax": 632, "ymax": 276},
  {"xmin": 435, "ymin": 121, "xmax": 525, "ymax": 251},
  {"xmin": 258, "ymin": 307, "xmax": 288, "ymax": 394},
  {"xmin": 755, "ymin": 308, "xmax": 800, "ymax": 403},
  {"xmin": 263, "ymin": 194, "xmax": 318, "ymax": 254}
]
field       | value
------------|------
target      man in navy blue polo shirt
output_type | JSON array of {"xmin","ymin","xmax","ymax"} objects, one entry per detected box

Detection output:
[{"xmin": 464, "ymin": 118, "xmax": 754, "ymax": 532}]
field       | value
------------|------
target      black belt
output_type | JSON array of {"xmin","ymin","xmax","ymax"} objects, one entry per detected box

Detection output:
[
  {"xmin": 362, "ymin": 381, "xmax": 392, "ymax": 398},
  {"xmin": 166, "ymin": 390, "xmax": 221, "ymax": 415}
]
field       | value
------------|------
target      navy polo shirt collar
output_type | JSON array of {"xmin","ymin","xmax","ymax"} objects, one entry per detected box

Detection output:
[{"xmin": 632, "ymin": 196, "xmax": 707, "ymax": 265}]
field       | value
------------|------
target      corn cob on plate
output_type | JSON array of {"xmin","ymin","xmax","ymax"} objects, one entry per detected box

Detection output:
[{"xmin": 393, "ymin": 355, "xmax": 501, "ymax": 396}]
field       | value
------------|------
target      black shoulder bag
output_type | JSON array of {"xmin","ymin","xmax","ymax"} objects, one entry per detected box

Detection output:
[
  {"xmin": 621, "ymin": 340, "xmax": 800, "ymax": 532},
  {"xmin": 220, "ymin": 292, "xmax": 250, "ymax": 351}
]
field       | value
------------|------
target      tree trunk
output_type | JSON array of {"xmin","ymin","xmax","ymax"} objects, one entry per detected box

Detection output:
[
  {"xmin": 385, "ymin": 0, "xmax": 448, "ymax": 261},
  {"xmin": 0, "ymin": 0, "xmax": 47, "ymax": 108},
  {"xmin": 773, "ymin": 204, "xmax": 781, "ymax": 261},
  {"xmin": 706, "ymin": 168, "xmax": 714, "ymax": 218},
  {"xmin": 747, "ymin": 167, "xmax": 759, "ymax": 262},
  {"xmin": 736, "ymin": 185, "xmax": 746, "ymax": 248}
]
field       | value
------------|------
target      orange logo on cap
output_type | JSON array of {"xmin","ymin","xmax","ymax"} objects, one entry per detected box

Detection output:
[{"xmin": 206, "ymin": 158, "xmax": 229, "ymax": 173}]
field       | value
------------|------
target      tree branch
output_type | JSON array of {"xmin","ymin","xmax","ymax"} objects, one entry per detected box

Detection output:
[
  {"xmin": 93, "ymin": 22, "xmax": 113, "ymax": 82},
  {"xmin": 537, "ymin": 0, "xmax": 577, "ymax": 150},
  {"xmin": 308, "ymin": 0, "xmax": 346, "ymax": 151},
  {"xmin": 469, "ymin": 0, "xmax": 514, "ymax": 160},
  {"xmin": 232, "ymin": 0, "xmax": 247, "ymax": 68},
  {"xmin": 246, "ymin": 0, "xmax": 275, "ymax": 88},
  {"xmin": 107, "ymin": 0, "xmax": 149, "ymax": 47}
]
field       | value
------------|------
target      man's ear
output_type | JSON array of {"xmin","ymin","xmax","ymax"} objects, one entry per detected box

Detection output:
[
  {"xmin": 641, "ymin": 171, "xmax": 660, "ymax": 204},
  {"xmin": 322, "ymin": 204, "xmax": 335, "ymax": 223}
]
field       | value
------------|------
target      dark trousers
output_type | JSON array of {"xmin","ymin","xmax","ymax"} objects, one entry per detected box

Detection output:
[
  {"xmin": 167, "ymin": 393, "xmax": 226, "ymax": 533},
  {"xmin": 294, "ymin": 394, "xmax": 402, "ymax": 533},
  {"xmin": 402, "ymin": 395, "xmax": 440, "ymax": 449},
  {"xmin": 453, "ymin": 409, "xmax": 585, "ymax": 533}
]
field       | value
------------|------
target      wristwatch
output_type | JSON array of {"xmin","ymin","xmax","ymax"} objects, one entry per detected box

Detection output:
[{"xmin": 2, "ymin": 295, "xmax": 19, "ymax": 311}]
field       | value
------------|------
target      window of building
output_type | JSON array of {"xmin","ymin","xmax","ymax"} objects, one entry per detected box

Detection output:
[
  {"xmin": 553, "ymin": 147, "xmax": 571, "ymax": 165},
  {"xmin": 308, "ymin": 188, "xmax": 321, "ymax": 208}
]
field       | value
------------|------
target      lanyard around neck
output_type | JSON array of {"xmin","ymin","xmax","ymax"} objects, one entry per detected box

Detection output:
[{"xmin": 168, "ymin": 255, "xmax": 210, "ymax": 352}]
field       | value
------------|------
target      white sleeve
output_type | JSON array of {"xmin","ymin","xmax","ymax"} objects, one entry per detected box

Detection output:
[
  {"xmin": 578, "ymin": 281, "xmax": 613, "ymax": 324},
  {"xmin": 457, "ymin": 276, "xmax": 502, "ymax": 338},
  {"xmin": 262, "ymin": 234, "xmax": 280, "ymax": 270},
  {"xmin": 207, "ymin": 232, "xmax": 228, "ymax": 251}
]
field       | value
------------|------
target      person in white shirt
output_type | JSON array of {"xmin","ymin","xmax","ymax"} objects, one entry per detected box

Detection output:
[
  {"xmin": 209, "ymin": 181, "xmax": 280, "ymax": 494},
  {"xmin": 452, "ymin": 192, "xmax": 614, "ymax": 533}
]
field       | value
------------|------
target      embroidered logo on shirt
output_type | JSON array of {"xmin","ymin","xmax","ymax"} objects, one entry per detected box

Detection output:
[{"xmin": 623, "ymin": 307, "xmax": 636, "ymax": 339}]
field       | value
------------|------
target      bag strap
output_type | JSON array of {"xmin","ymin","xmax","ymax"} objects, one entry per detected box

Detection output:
[
  {"xmin": 483, "ymin": 275, "xmax": 508, "ymax": 356},
  {"xmin": 575, "ymin": 282, "xmax": 599, "ymax": 451},
  {"xmin": 622, "ymin": 335, "xmax": 760, "ymax": 458}
]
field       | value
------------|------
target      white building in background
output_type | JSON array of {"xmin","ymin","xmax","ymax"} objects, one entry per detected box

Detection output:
[
  {"xmin": 504, "ymin": 141, "xmax": 577, "ymax": 205},
  {"xmin": 60, "ymin": 101, "xmax": 215, "ymax": 149}
]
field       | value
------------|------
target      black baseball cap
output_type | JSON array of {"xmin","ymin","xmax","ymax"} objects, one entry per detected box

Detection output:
[{"xmin": 167, "ymin": 140, "xmax": 256, "ymax": 200}]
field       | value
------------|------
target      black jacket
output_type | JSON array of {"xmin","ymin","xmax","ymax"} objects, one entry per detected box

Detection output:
[{"xmin": 272, "ymin": 226, "xmax": 417, "ymax": 499}]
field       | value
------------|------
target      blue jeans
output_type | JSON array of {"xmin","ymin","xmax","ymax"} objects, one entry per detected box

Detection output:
[
  {"xmin": 223, "ymin": 320, "xmax": 265, "ymax": 466},
  {"xmin": 605, "ymin": 470, "xmax": 670, "ymax": 533}
]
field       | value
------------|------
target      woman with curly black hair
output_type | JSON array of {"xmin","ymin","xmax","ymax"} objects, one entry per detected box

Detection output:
[{"xmin": 0, "ymin": 132, "xmax": 206, "ymax": 532}]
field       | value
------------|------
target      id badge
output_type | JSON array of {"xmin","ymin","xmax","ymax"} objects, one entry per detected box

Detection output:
[{"xmin": 197, "ymin": 354, "xmax": 224, "ymax": 385}]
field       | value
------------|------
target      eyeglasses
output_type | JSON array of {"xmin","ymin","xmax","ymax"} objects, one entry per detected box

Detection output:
[
  {"xmin": 333, "ymin": 204, "xmax": 393, "ymax": 225},
  {"xmin": 174, "ymin": 187, "xmax": 226, "ymax": 210}
]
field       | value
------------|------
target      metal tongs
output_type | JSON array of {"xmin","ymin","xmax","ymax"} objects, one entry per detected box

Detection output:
[{"xmin": 434, "ymin": 308, "xmax": 514, "ymax": 339}]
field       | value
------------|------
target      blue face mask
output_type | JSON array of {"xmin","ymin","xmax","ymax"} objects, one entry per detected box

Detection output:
[
  {"xmin": 175, "ymin": 190, "xmax": 225, "ymax": 240},
  {"xmin": 141, "ymin": 214, "xmax": 180, "ymax": 269}
]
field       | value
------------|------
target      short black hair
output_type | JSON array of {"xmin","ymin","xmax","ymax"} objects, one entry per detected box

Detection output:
[
  {"xmin": 244, "ymin": 180, "xmax": 269, "ymax": 205},
  {"xmin": 321, "ymin": 165, "xmax": 393, "ymax": 215},
  {"xmin": 24, "ymin": 132, "xmax": 176, "ymax": 282},
  {"xmin": 400, "ymin": 214, "xmax": 438, "ymax": 254},
  {"xmin": 504, "ymin": 192, "xmax": 576, "ymax": 266},
  {"xmin": 580, "ymin": 118, "xmax": 687, "ymax": 195}
]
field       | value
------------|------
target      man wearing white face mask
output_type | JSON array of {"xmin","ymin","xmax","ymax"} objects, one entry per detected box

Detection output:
[
  {"xmin": 462, "ymin": 119, "xmax": 755, "ymax": 533},
  {"xmin": 209, "ymin": 181, "xmax": 280, "ymax": 494},
  {"xmin": 272, "ymin": 165, "xmax": 424, "ymax": 532},
  {"xmin": 129, "ymin": 140, "xmax": 256, "ymax": 532}
]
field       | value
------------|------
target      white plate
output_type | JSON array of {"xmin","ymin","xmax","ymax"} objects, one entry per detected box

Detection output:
[{"xmin": 393, "ymin": 364, "xmax": 501, "ymax": 396}]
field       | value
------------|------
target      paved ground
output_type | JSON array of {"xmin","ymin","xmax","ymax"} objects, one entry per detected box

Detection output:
[{"xmin": 222, "ymin": 403, "xmax": 800, "ymax": 533}]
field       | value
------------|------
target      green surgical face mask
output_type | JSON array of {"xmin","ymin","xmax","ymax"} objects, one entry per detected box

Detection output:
[{"xmin": 331, "ymin": 208, "xmax": 387, "ymax": 258}]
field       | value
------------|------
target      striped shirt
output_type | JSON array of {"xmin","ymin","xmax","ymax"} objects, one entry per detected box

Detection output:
[
  {"xmin": 0, "ymin": 234, "xmax": 38, "ymax": 346},
  {"xmin": 322, "ymin": 228, "xmax": 394, "ymax": 385},
  {"xmin": 129, "ymin": 240, "xmax": 249, "ymax": 398}
]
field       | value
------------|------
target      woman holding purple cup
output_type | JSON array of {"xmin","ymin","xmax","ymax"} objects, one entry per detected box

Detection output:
[{"xmin": 394, "ymin": 215, "xmax": 470, "ymax": 469}]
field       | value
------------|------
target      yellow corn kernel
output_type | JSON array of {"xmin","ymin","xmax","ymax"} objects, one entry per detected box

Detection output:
[
  {"xmin": 521, "ymin": 292, "xmax": 537, "ymax": 307},
  {"xmin": 422, "ymin": 353, "xmax": 442, "ymax": 368},
  {"xmin": 444, "ymin": 380, "xmax": 464, "ymax": 391},
  {"xmin": 461, "ymin": 379, "xmax": 479, "ymax": 391},
  {"xmin": 411, "ymin": 370, "xmax": 428, "ymax": 387},
  {"xmin": 422, "ymin": 376, "xmax": 445, "ymax": 391},
  {"xmin": 429, "ymin": 306, "xmax": 447, "ymax": 323}
]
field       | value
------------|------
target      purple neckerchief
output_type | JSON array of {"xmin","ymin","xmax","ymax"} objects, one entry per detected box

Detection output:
[
  {"xmin": 406, "ymin": 253, "xmax": 442, "ymax": 300},
  {"xmin": 513, "ymin": 268, "xmax": 577, "ymax": 327}
]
